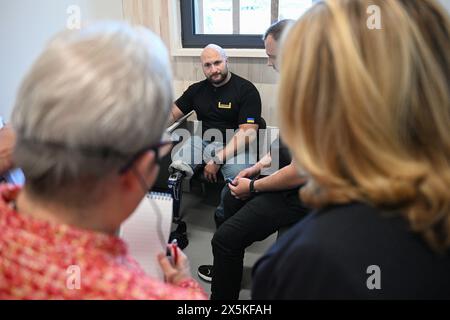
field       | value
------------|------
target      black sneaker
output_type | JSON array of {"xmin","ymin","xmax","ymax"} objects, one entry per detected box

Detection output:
[{"xmin": 197, "ymin": 265, "xmax": 213, "ymax": 282}]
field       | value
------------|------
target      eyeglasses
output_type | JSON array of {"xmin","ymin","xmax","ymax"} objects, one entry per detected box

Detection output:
[
  {"xmin": 118, "ymin": 140, "xmax": 174, "ymax": 174},
  {"xmin": 19, "ymin": 135, "xmax": 174, "ymax": 175}
]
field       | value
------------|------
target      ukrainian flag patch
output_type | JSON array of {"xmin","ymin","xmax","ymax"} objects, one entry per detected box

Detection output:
[{"xmin": 247, "ymin": 118, "xmax": 255, "ymax": 124}]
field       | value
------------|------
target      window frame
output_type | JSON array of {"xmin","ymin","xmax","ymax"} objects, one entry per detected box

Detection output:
[{"xmin": 180, "ymin": 0, "xmax": 265, "ymax": 49}]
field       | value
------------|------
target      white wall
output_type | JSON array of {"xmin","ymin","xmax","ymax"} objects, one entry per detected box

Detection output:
[{"xmin": 0, "ymin": 0, "xmax": 123, "ymax": 120}]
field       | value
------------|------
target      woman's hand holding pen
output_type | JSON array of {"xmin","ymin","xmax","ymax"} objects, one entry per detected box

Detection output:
[{"xmin": 158, "ymin": 243, "xmax": 191, "ymax": 286}]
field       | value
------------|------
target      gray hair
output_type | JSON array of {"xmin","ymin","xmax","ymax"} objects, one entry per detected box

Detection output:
[{"xmin": 12, "ymin": 22, "xmax": 173, "ymax": 202}]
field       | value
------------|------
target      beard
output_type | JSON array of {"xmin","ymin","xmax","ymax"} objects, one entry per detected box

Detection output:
[{"xmin": 207, "ymin": 70, "xmax": 228, "ymax": 85}]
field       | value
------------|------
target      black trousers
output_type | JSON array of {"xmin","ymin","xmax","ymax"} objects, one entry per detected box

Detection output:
[{"xmin": 211, "ymin": 188, "xmax": 309, "ymax": 300}]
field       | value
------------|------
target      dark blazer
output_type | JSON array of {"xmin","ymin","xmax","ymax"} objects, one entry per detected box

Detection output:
[{"xmin": 252, "ymin": 203, "xmax": 450, "ymax": 299}]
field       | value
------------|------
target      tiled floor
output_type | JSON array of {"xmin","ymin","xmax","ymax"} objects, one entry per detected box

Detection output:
[{"xmin": 176, "ymin": 183, "xmax": 277, "ymax": 300}]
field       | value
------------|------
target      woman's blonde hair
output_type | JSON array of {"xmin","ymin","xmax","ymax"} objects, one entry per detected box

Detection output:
[{"xmin": 279, "ymin": 0, "xmax": 450, "ymax": 251}]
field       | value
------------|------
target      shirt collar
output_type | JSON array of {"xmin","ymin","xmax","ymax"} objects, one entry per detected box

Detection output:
[{"xmin": 0, "ymin": 184, "xmax": 128, "ymax": 256}]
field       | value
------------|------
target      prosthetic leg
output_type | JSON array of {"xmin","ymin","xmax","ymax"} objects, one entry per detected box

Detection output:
[
  {"xmin": 167, "ymin": 169, "xmax": 189, "ymax": 249},
  {"xmin": 168, "ymin": 170, "xmax": 185, "ymax": 222},
  {"xmin": 167, "ymin": 160, "xmax": 194, "ymax": 250}
]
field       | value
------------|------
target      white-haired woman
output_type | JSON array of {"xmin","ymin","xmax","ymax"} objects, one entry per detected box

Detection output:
[{"xmin": 0, "ymin": 22, "xmax": 206, "ymax": 300}]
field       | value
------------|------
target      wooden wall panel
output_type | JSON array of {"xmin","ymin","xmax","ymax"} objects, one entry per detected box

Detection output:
[{"xmin": 122, "ymin": 0, "xmax": 170, "ymax": 47}]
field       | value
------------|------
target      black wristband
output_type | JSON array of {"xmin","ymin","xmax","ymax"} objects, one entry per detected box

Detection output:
[{"xmin": 249, "ymin": 179, "xmax": 258, "ymax": 194}]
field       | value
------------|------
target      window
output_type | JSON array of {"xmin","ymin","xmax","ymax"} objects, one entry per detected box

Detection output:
[{"xmin": 181, "ymin": 0, "xmax": 314, "ymax": 49}]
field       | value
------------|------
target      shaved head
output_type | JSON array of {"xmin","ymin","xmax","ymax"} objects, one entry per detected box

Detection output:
[
  {"xmin": 201, "ymin": 44, "xmax": 227, "ymax": 61},
  {"xmin": 200, "ymin": 44, "xmax": 230, "ymax": 85}
]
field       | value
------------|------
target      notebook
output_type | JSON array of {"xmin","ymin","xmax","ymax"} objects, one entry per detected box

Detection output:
[{"xmin": 119, "ymin": 192, "xmax": 173, "ymax": 280}]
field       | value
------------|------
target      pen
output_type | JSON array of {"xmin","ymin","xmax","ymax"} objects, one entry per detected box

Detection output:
[{"xmin": 171, "ymin": 239, "xmax": 178, "ymax": 265}]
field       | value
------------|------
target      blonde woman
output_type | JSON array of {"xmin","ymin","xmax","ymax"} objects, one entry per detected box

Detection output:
[
  {"xmin": 252, "ymin": 0, "xmax": 450, "ymax": 299},
  {"xmin": 0, "ymin": 22, "xmax": 206, "ymax": 300}
]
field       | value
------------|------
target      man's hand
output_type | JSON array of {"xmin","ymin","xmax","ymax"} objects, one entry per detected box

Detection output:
[
  {"xmin": 204, "ymin": 160, "xmax": 220, "ymax": 183},
  {"xmin": 229, "ymin": 177, "xmax": 252, "ymax": 200},
  {"xmin": 233, "ymin": 164, "xmax": 261, "ymax": 185}
]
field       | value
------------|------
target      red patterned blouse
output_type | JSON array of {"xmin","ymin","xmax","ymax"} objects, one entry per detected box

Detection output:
[{"xmin": 0, "ymin": 185, "xmax": 207, "ymax": 300}]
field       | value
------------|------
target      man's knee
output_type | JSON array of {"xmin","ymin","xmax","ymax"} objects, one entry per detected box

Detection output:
[
  {"xmin": 223, "ymin": 188, "xmax": 242, "ymax": 213},
  {"xmin": 212, "ymin": 223, "xmax": 247, "ymax": 254},
  {"xmin": 214, "ymin": 206, "xmax": 226, "ymax": 228},
  {"xmin": 216, "ymin": 189, "xmax": 242, "ymax": 228},
  {"xmin": 212, "ymin": 227, "xmax": 237, "ymax": 254},
  {"xmin": 222, "ymin": 188, "xmax": 235, "ymax": 209}
]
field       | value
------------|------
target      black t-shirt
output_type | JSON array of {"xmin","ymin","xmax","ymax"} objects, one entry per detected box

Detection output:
[{"xmin": 175, "ymin": 73, "xmax": 262, "ymax": 136}]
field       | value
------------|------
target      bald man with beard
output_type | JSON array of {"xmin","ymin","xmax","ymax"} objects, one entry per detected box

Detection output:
[{"xmin": 168, "ymin": 44, "xmax": 262, "ymax": 228}]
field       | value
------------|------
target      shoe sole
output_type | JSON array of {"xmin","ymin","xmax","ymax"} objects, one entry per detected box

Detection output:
[{"xmin": 197, "ymin": 270, "xmax": 212, "ymax": 282}]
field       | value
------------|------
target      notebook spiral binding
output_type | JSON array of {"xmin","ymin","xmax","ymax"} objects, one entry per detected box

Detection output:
[{"xmin": 147, "ymin": 192, "xmax": 172, "ymax": 201}]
